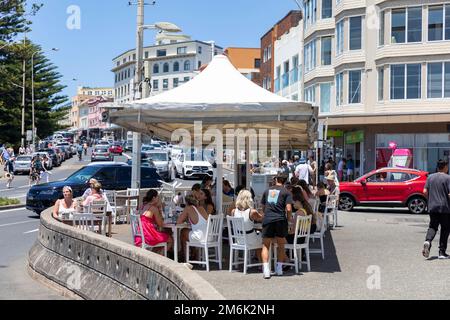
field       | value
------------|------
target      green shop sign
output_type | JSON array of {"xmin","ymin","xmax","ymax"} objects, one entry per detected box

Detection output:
[
  {"xmin": 327, "ymin": 130, "xmax": 344, "ymax": 138},
  {"xmin": 345, "ymin": 130, "xmax": 364, "ymax": 144}
]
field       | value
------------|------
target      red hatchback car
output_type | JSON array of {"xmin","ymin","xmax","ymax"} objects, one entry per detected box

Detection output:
[
  {"xmin": 109, "ymin": 143, "xmax": 123, "ymax": 155},
  {"xmin": 338, "ymin": 167, "xmax": 428, "ymax": 214}
]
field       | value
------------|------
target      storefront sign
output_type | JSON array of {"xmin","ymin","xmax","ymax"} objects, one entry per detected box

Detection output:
[
  {"xmin": 345, "ymin": 130, "xmax": 364, "ymax": 144},
  {"xmin": 327, "ymin": 130, "xmax": 344, "ymax": 138}
]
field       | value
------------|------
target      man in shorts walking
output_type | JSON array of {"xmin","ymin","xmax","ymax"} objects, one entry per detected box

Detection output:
[
  {"xmin": 260, "ymin": 174, "xmax": 292, "ymax": 278},
  {"xmin": 422, "ymin": 159, "xmax": 450, "ymax": 259}
]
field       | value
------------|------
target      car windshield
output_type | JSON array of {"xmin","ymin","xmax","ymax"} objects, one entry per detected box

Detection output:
[
  {"xmin": 95, "ymin": 147, "xmax": 109, "ymax": 152},
  {"xmin": 65, "ymin": 166, "xmax": 99, "ymax": 183},
  {"xmin": 151, "ymin": 143, "xmax": 162, "ymax": 148},
  {"xmin": 184, "ymin": 151, "xmax": 208, "ymax": 161},
  {"xmin": 148, "ymin": 153, "xmax": 168, "ymax": 161},
  {"xmin": 17, "ymin": 156, "xmax": 32, "ymax": 161},
  {"xmin": 142, "ymin": 146, "xmax": 154, "ymax": 151}
]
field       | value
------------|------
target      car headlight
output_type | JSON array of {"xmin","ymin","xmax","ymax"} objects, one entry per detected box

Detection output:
[{"xmin": 185, "ymin": 165, "xmax": 193, "ymax": 169}]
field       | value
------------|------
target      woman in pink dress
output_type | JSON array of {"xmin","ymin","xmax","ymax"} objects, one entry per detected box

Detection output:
[{"xmin": 134, "ymin": 189, "xmax": 173, "ymax": 254}]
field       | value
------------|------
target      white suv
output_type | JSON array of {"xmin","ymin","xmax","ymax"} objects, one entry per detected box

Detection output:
[{"xmin": 173, "ymin": 152, "xmax": 214, "ymax": 180}]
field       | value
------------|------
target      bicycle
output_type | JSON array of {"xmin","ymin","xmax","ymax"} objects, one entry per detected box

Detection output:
[{"xmin": 29, "ymin": 169, "xmax": 41, "ymax": 186}]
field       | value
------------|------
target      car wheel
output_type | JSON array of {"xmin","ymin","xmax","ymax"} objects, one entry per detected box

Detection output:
[
  {"xmin": 339, "ymin": 195, "xmax": 355, "ymax": 211},
  {"xmin": 408, "ymin": 196, "xmax": 427, "ymax": 214}
]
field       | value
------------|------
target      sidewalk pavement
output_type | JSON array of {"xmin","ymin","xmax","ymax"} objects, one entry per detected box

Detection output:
[{"xmin": 111, "ymin": 210, "xmax": 450, "ymax": 300}]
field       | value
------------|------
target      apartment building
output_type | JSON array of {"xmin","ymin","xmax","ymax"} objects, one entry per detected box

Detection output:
[
  {"xmin": 112, "ymin": 33, "xmax": 223, "ymax": 103},
  {"xmin": 224, "ymin": 47, "xmax": 261, "ymax": 86},
  {"xmin": 302, "ymin": 0, "xmax": 450, "ymax": 175},
  {"xmin": 70, "ymin": 86, "xmax": 113, "ymax": 130},
  {"xmin": 260, "ymin": 10, "xmax": 303, "ymax": 94}
]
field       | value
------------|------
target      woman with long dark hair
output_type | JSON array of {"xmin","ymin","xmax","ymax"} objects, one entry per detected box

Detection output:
[
  {"xmin": 286, "ymin": 186, "xmax": 317, "ymax": 244},
  {"xmin": 199, "ymin": 188, "xmax": 216, "ymax": 215}
]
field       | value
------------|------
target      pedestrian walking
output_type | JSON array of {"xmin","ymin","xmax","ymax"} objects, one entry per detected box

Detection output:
[
  {"xmin": 346, "ymin": 155, "xmax": 354, "ymax": 181},
  {"xmin": 422, "ymin": 159, "xmax": 450, "ymax": 259},
  {"xmin": 40, "ymin": 155, "xmax": 51, "ymax": 183},
  {"xmin": 19, "ymin": 145, "xmax": 25, "ymax": 155},
  {"xmin": 4, "ymin": 155, "xmax": 14, "ymax": 189},
  {"xmin": 337, "ymin": 158, "xmax": 346, "ymax": 182},
  {"xmin": 294, "ymin": 158, "xmax": 313, "ymax": 186},
  {"xmin": 83, "ymin": 142, "xmax": 88, "ymax": 156},
  {"xmin": 260, "ymin": 174, "xmax": 293, "ymax": 279}
]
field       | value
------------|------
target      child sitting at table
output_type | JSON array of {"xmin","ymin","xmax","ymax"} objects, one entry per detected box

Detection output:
[{"xmin": 134, "ymin": 189, "xmax": 173, "ymax": 255}]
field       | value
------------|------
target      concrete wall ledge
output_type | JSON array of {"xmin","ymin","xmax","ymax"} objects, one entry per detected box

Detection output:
[{"xmin": 28, "ymin": 208, "xmax": 225, "ymax": 300}]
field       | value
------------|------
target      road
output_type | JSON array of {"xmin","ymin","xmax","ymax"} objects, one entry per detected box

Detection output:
[{"xmin": 0, "ymin": 149, "xmax": 216, "ymax": 299}]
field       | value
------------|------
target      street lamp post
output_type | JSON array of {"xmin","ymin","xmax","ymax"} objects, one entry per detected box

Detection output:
[
  {"xmin": 130, "ymin": 0, "xmax": 181, "ymax": 188},
  {"xmin": 31, "ymin": 48, "xmax": 59, "ymax": 149}
]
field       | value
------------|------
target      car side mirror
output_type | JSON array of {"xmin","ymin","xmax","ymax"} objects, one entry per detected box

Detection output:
[{"xmin": 360, "ymin": 179, "xmax": 367, "ymax": 186}]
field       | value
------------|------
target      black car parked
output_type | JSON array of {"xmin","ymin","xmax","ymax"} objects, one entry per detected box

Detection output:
[
  {"xmin": 38, "ymin": 148, "xmax": 61, "ymax": 167},
  {"xmin": 26, "ymin": 163, "xmax": 161, "ymax": 214}
]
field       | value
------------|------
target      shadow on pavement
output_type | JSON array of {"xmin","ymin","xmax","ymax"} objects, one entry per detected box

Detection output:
[{"xmin": 351, "ymin": 207, "xmax": 413, "ymax": 215}]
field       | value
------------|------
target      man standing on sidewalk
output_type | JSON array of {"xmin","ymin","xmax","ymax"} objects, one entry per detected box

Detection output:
[
  {"xmin": 422, "ymin": 159, "xmax": 450, "ymax": 259},
  {"xmin": 260, "ymin": 174, "xmax": 292, "ymax": 278}
]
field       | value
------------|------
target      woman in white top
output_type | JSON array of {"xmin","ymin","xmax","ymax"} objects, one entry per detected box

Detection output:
[
  {"xmin": 52, "ymin": 186, "xmax": 77, "ymax": 219},
  {"xmin": 177, "ymin": 194, "xmax": 210, "ymax": 260},
  {"xmin": 230, "ymin": 190, "xmax": 263, "ymax": 262}
]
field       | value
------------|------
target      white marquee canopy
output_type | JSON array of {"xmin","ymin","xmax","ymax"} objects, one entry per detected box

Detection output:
[{"xmin": 109, "ymin": 54, "xmax": 318, "ymax": 149}]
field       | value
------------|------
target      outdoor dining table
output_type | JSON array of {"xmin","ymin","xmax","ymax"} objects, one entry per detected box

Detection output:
[
  {"xmin": 55, "ymin": 214, "xmax": 108, "ymax": 236},
  {"xmin": 162, "ymin": 221, "xmax": 191, "ymax": 263},
  {"xmin": 115, "ymin": 194, "xmax": 140, "ymax": 224}
]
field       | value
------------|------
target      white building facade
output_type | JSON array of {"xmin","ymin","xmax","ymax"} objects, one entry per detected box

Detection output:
[
  {"xmin": 112, "ymin": 34, "xmax": 222, "ymax": 103},
  {"xmin": 274, "ymin": 21, "xmax": 304, "ymax": 101}
]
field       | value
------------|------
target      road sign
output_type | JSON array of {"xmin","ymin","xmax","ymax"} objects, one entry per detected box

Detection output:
[{"xmin": 26, "ymin": 130, "xmax": 32, "ymax": 141}]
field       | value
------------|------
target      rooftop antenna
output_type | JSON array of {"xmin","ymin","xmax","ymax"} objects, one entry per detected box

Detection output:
[{"xmin": 292, "ymin": 0, "xmax": 304, "ymax": 11}]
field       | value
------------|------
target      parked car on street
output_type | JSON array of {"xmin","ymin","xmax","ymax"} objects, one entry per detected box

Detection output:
[
  {"xmin": 109, "ymin": 142, "xmax": 123, "ymax": 155},
  {"xmin": 13, "ymin": 155, "xmax": 32, "ymax": 174},
  {"xmin": 145, "ymin": 150, "xmax": 174, "ymax": 182},
  {"xmin": 56, "ymin": 142, "xmax": 73, "ymax": 158},
  {"xmin": 53, "ymin": 147, "xmax": 65, "ymax": 162},
  {"xmin": 338, "ymin": 167, "xmax": 428, "ymax": 214},
  {"xmin": 97, "ymin": 140, "xmax": 111, "ymax": 147},
  {"xmin": 38, "ymin": 148, "xmax": 60, "ymax": 167},
  {"xmin": 26, "ymin": 163, "xmax": 161, "ymax": 214},
  {"xmin": 91, "ymin": 145, "xmax": 113, "ymax": 162},
  {"xmin": 173, "ymin": 149, "xmax": 214, "ymax": 180}
]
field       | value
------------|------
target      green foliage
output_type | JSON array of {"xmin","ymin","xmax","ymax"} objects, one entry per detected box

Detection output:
[
  {"xmin": 0, "ymin": 1, "xmax": 68, "ymax": 146},
  {"xmin": 0, "ymin": 197, "xmax": 20, "ymax": 206}
]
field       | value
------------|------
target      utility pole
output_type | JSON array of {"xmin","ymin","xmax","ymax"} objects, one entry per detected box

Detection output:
[
  {"xmin": 131, "ymin": 0, "xmax": 144, "ymax": 189},
  {"xmin": 21, "ymin": 36, "xmax": 26, "ymax": 148}
]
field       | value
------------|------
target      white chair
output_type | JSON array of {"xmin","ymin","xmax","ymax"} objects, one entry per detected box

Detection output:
[
  {"xmin": 130, "ymin": 210, "xmax": 167, "ymax": 256},
  {"xmin": 221, "ymin": 202, "xmax": 234, "ymax": 215},
  {"xmin": 87, "ymin": 199, "xmax": 108, "ymax": 235},
  {"xmin": 324, "ymin": 194, "xmax": 338, "ymax": 229},
  {"xmin": 104, "ymin": 190, "xmax": 126, "ymax": 224},
  {"xmin": 274, "ymin": 215, "xmax": 312, "ymax": 273},
  {"xmin": 309, "ymin": 209, "xmax": 328, "ymax": 260},
  {"xmin": 72, "ymin": 213, "xmax": 96, "ymax": 232},
  {"xmin": 227, "ymin": 216, "xmax": 263, "ymax": 274},
  {"xmin": 186, "ymin": 214, "xmax": 223, "ymax": 272},
  {"xmin": 126, "ymin": 188, "xmax": 140, "ymax": 196}
]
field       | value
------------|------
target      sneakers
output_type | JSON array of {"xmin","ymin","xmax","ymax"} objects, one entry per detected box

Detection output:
[
  {"xmin": 438, "ymin": 252, "xmax": 450, "ymax": 259},
  {"xmin": 263, "ymin": 263, "xmax": 271, "ymax": 279},
  {"xmin": 422, "ymin": 241, "xmax": 431, "ymax": 258}
]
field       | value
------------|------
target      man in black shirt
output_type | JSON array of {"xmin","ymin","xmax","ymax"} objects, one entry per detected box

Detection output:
[
  {"xmin": 260, "ymin": 174, "xmax": 292, "ymax": 278},
  {"xmin": 422, "ymin": 159, "xmax": 450, "ymax": 259}
]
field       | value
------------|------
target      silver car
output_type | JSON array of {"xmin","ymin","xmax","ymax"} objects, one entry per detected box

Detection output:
[
  {"xmin": 14, "ymin": 155, "xmax": 32, "ymax": 174},
  {"xmin": 145, "ymin": 150, "xmax": 174, "ymax": 182}
]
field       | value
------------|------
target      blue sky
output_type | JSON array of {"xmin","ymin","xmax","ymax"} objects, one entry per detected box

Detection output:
[{"xmin": 28, "ymin": 0, "xmax": 300, "ymax": 103}]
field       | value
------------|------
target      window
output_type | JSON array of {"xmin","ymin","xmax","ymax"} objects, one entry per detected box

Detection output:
[
  {"xmin": 153, "ymin": 64, "xmax": 159, "ymax": 74},
  {"xmin": 348, "ymin": 70, "xmax": 361, "ymax": 104},
  {"xmin": 163, "ymin": 79, "xmax": 168, "ymax": 90},
  {"xmin": 446, "ymin": 5, "xmax": 450, "ymax": 40},
  {"xmin": 153, "ymin": 79, "xmax": 159, "ymax": 91},
  {"xmin": 322, "ymin": 0, "xmax": 332, "ymax": 18},
  {"xmin": 133, "ymin": 54, "xmax": 136, "ymax": 60},
  {"xmin": 184, "ymin": 60, "xmax": 191, "ymax": 71},
  {"xmin": 429, "ymin": 6, "xmax": 444, "ymax": 41},
  {"xmin": 145, "ymin": 51, "xmax": 149, "ymax": 59},
  {"xmin": 321, "ymin": 36, "xmax": 332, "ymax": 65},
  {"xmin": 198, "ymin": 61, "xmax": 202, "ymax": 69},
  {"xmin": 320, "ymin": 83, "xmax": 331, "ymax": 113},
  {"xmin": 263, "ymin": 47, "xmax": 268, "ymax": 63},
  {"xmin": 336, "ymin": 20, "xmax": 344, "ymax": 55},
  {"xmin": 267, "ymin": 44, "xmax": 272, "ymax": 60},
  {"xmin": 254, "ymin": 58, "xmax": 261, "ymax": 68},
  {"xmin": 427, "ymin": 62, "xmax": 450, "ymax": 98},
  {"xmin": 408, "ymin": 7, "xmax": 422, "ymax": 42},
  {"xmin": 173, "ymin": 61, "xmax": 179, "ymax": 72},
  {"xmin": 304, "ymin": 85, "xmax": 316, "ymax": 103},
  {"xmin": 184, "ymin": 77, "xmax": 190, "ymax": 83},
  {"xmin": 304, "ymin": 40, "xmax": 317, "ymax": 73},
  {"xmin": 198, "ymin": 46, "xmax": 202, "ymax": 54},
  {"xmin": 292, "ymin": 94, "xmax": 298, "ymax": 101},
  {"xmin": 349, "ymin": 16, "xmax": 362, "ymax": 50},
  {"xmin": 173, "ymin": 78, "xmax": 179, "ymax": 88},
  {"xmin": 282, "ymin": 60, "xmax": 290, "ymax": 88},
  {"xmin": 379, "ymin": 10, "xmax": 385, "ymax": 46},
  {"xmin": 335, "ymin": 72, "xmax": 344, "ymax": 106},
  {"xmin": 378, "ymin": 68, "xmax": 384, "ymax": 101},
  {"xmin": 177, "ymin": 47, "xmax": 187, "ymax": 54},
  {"xmin": 163, "ymin": 63, "xmax": 169, "ymax": 73},
  {"xmin": 390, "ymin": 64, "xmax": 421, "ymax": 99},
  {"xmin": 156, "ymin": 49, "xmax": 166, "ymax": 57}
]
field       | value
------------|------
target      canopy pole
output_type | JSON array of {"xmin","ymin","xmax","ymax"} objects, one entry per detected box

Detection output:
[
  {"xmin": 233, "ymin": 137, "xmax": 238, "ymax": 189},
  {"xmin": 246, "ymin": 135, "xmax": 251, "ymax": 190},
  {"xmin": 216, "ymin": 125, "xmax": 224, "ymax": 214}
]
